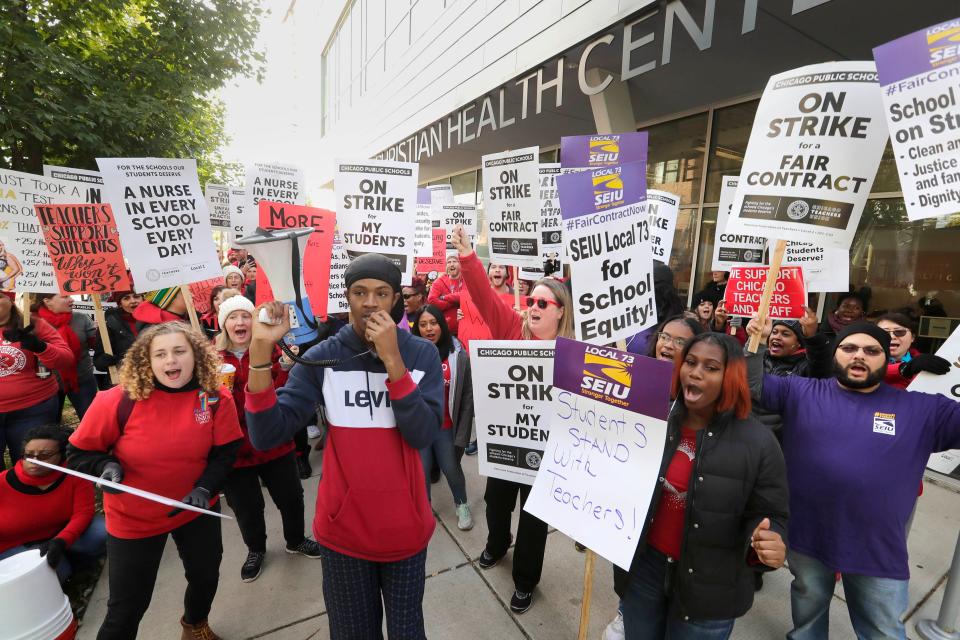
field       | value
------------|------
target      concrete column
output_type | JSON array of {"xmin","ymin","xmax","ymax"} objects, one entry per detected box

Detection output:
[{"xmin": 586, "ymin": 69, "xmax": 636, "ymax": 135}]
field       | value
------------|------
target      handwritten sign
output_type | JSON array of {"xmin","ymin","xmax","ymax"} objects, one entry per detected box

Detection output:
[
  {"xmin": 188, "ymin": 277, "xmax": 226, "ymax": 315},
  {"xmin": 724, "ymin": 265, "xmax": 807, "ymax": 319},
  {"xmin": 35, "ymin": 203, "xmax": 130, "ymax": 295},
  {"xmin": 524, "ymin": 338, "xmax": 671, "ymax": 569}
]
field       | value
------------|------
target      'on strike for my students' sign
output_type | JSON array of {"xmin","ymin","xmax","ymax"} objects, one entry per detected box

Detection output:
[
  {"xmin": 525, "ymin": 338, "xmax": 672, "ymax": 569},
  {"xmin": 36, "ymin": 203, "xmax": 131, "ymax": 295},
  {"xmin": 471, "ymin": 341, "xmax": 556, "ymax": 485},
  {"xmin": 725, "ymin": 61, "xmax": 889, "ymax": 249},
  {"xmin": 724, "ymin": 265, "xmax": 807, "ymax": 319}
]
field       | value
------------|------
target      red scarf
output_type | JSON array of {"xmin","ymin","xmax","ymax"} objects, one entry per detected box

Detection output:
[
  {"xmin": 14, "ymin": 459, "xmax": 64, "ymax": 487},
  {"xmin": 37, "ymin": 307, "xmax": 82, "ymax": 391}
]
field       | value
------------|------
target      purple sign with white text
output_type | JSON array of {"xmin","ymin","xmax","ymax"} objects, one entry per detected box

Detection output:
[
  {"xmin": 560, "ymin": 132, "xmax": 649, "ymax": 170},
  {"xmin": 555, "ymin": 161, "xmax": 647, "ymax": 220},
  {"xmin": 873, "ymin": 17, "xmax": 960, "ymax": 86}
]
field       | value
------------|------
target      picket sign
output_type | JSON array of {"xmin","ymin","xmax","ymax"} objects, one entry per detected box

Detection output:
[
  {"xmin": 179, "ymin": 286, "xmax": 203, "ymax": 334},
  {"xmin": 513, "ymin": 267, "xmax": 521, "ymax": 311},
  {"xmin": 747, "ymin": 239, "xmax": 788, "ymax": 353},
  {"xmin": 92, "ymin": 297, "xmax": 119, "ymax": 383},
  {"xmin": 21, "ymin": 293, "xmax": 30, "ymax": 328}
]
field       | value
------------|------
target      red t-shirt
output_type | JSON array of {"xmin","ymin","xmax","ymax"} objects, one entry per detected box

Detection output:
[
  {"xmin": 441, "ymin": 358, "xmax": 452, "ymax": 429},
  {"xmin": 647, "ymin": 428, "xmax": 697, "ymax": 559},
  {"xmin": 69, "ymin": 384, "xmax": 243, "ymax": 539}
]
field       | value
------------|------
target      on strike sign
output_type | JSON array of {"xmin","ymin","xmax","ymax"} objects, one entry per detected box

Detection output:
[{"xmin": 724, "ymin": 265, "xmax": 806, "ymax": 319}]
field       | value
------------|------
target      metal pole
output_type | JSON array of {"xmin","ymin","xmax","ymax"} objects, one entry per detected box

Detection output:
[{"xmin": 917, "ymin": 529, "xmax": 960, "ymax": 640}]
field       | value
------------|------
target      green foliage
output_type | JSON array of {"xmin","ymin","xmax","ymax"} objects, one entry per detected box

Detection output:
[{"xmin": 0, "ymin": 0, "xmax": 264, "ymax": 183}]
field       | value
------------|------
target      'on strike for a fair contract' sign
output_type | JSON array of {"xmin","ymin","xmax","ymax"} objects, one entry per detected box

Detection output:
[{"xmin": 724, "ymin": 265, "xmax": 806, "ymax": 319}]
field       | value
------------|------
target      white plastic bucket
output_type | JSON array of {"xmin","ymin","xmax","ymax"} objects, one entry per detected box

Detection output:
[{"xmin": 0, "ymin": 549, "xmax": 75, "ymax": 640}]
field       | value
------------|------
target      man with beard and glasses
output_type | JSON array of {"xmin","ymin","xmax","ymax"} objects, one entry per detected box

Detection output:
[{"xmin": 745, "ymin": 321, "xmax": 960, "ymax": 640}]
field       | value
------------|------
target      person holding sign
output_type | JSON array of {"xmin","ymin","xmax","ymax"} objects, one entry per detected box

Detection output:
[
  {"xmin": 709, "ymin": 301, "xmax": 747, "ymax": 346},
  {"xmin": 93, "ymin": 289, "xmax": 143, "ymax": 379},
  {"xmin": 427, "ymin": 255, "xmax": 466, "ymax": 335},
  {"xmin": 66, "ymin": 322, "xmax": 243, "ymax": 640},
  {"xmin": 615, "ymin": 332, "xmax": 789, "ymax": 638},
  {"xmin": 0, "ymin": 292, "xmax": 73, "ymax": 465},
  {"xmin": 745, "ymin": 321, "xmax": 960, "ymax": 639},
  {"xmin": 245, "ymin": 254, "xmax": 443, "ymax": 640},
  {"xmin": 451, "ymin": 224, "xmax": 574, "ymax": 614},
  {"xmin": 33, "ymin": 293, "xmax": 98, "ymax": 420}
]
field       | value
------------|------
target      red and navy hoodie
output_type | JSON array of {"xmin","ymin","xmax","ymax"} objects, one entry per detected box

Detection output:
[{"xmin": 245, "ymin": 324, "xmax": 443, "ymax": 562}]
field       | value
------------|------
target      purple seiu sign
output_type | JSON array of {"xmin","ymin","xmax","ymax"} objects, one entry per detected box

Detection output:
[
  {"xmin": 873, "ymin": 17, "xmax": 960, "ymax": 86},
  {"xmin": 560, "ymin": 132, "xmax": 649, "ymax": 170},
  {"xmin": 555, "ymin": 161, "xmax": 647, "ymax": 221}
]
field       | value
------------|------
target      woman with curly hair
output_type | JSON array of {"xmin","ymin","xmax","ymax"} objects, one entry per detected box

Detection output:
[{"xmin": 67, "ymin": 322, "xmax": 243, "ymax": 640}]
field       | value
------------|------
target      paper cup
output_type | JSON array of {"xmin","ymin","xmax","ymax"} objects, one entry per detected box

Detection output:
[{"xmin": 220, "ymin": 363, "xmax": 237, "ymax": 388}]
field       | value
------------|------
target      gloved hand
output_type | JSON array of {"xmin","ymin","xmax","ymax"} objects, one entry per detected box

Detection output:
[
  {"xmin": 98, "ymin": 352, "xmax": 119, "ymax": 367},
  {"xmin": 168, "ymin": 487, "xmax": 211, "ymax": 517},
  {"xmin": 97, "ymin": 462, "xmax": 124, "ymax": 493},
  {"xmin": 900, "ymin": 354, "xmax": 951, "ymax": 378},
  {"xmin": 38, "ymin": 538, "xmax": 67, "ymax": 569},
  {"xmin": 2, "ymin": 323, "xmax": 46, "ymax": 353}
]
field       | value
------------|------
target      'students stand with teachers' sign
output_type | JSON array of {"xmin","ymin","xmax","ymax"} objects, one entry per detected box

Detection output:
[
  {"xmin": 525, "ymin": 338, "xmax": 672, "ymax": 569},
  {"xmin": 471, "ymin": 341, "xmax": 556, "ymax": 485}
]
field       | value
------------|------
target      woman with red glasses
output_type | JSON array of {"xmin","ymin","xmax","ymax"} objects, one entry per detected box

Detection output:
[
  {"xmin": 875, "ymin": 313, "xmax": 949, "ymax": 389},
  {"xmin": 450, "ymin": 225, "xmax": 574, "ymax": 614}
]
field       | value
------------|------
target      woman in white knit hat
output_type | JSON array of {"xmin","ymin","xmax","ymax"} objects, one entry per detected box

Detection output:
[
  {"xmin": 223, "ymin": 265, "xmax": 246, "ymax": 294},
  {"xmin": 215, "ymin": 291, "xmax": 321, "ymax": 582}
]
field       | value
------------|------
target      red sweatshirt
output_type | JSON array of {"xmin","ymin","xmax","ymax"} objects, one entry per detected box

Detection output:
[
  {"xmin": 0, "ymin": 461, "xmax": 94, "ymax": 553},
  {"xmin": 459, "ymin": 252, "xmax": 523, "ymax": 340},
  {"xmin": 220, "ymin": 347, "xmax": 293, "ymax": 467},
  {"xmin": 0, "ymin": 317, "xmax": 74, "ymax": 412},
  {"xmin": 427, "ymin": 274, "xmax": 465, "ymax": 335},
  {"xmin": 69, "ymin": 385, "xmax": 243, "ymax": 539},
  {"xmin": 457, "ymin": 287, "xmax": 517, "ymax": 351}
]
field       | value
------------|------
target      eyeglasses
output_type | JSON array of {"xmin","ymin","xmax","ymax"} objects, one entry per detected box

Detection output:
[
  {"xmin": 837, "ymin": 343, "xmax": 885, "ymax": 357},
  {"xmin": 525, "ymin": 296, "xmax": 562, "ymax": 310},
  {"xmin": 401, "ymin": 293, "xmax": 421, "ymax": 300},
  {"xmin": 656, "ymin": 332, "xmax": 687, "ymax": 348},
  {"xmin": 24, "ymin": 450, "xmax": 60, "ymax": 461},
  {"xmin": 881, "ymin": 328, "xmax": 909, "ymax": 338}
]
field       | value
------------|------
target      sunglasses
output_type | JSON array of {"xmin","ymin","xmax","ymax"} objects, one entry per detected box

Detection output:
[
  {"xmin": 837, "ymin": 344, "xmax": 885, "ymax": 357},
  {"xmin": 881, "ymin": 328, "xmax": 909, "ymax": 338},
  {"xmin": 525, "ymin": 296, "xmax": 562, "ymax": 310},
  {"xmin": 401, "ymin": 293, "xmax": 421, "ymax": 300}
]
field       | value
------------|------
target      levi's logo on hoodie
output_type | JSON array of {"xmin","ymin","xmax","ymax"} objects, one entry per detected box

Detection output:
[
  {"xmin": 322, "ymin": 370, "xmax": 425, "ymax": 429},
  {"xmin": 345, "ymin": 389, "xmax": 391, "ymax": 408}
]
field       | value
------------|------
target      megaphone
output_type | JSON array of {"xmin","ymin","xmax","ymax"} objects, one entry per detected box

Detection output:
[{"xmin": 235, "ymin": 227, "xmax": 319, "ymax": 345}]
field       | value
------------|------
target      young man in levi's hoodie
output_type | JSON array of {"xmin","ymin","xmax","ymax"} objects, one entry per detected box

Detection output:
[{"xmin": 245, "ymin": 253, "xmax": 443, "ymax": 640}]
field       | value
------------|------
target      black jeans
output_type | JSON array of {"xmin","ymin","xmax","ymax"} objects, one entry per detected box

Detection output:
[
  {"xmin": 97, "ymin": 502, "xmax": 223, "ymax": 640},
  {"xmin": 484, "ymin": 477, "xmax": 549, "ymax": 593},
  {"xmin": 223, "ymin": 452, "xmax": 306, "ymax": 552}
]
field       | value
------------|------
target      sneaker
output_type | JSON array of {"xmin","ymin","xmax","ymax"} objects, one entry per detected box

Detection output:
[
  {"xmin": 296, "ymin": 455, "xmax": 312, "ymax": 479},
  {"xmin": 603, "ymin": 612, "xmax": 625, "ymax": 640},
  {"xmin": 464, "ymin": 440, "xmax": 478, "ymax": 456},
  {"xmin": 286, "ymin": 538, "xmax": 322, "ymax": 559},
  {"xmin": 456, "ymin": 503, "xmax": 474, "ymax": 531},
  {"xmin": 510, "ymin": 589, "xmax": 533, "ymax": 613},
  {"xmin": 240, "ymin": 551, "xmax": 264, "ymax": 582},
  {"xmin": 478, "ymin": 535, "xmax": 511, "ymax": 569},
  {"xmin": 306, "ymin": 424, "xmax": 322, "ymax": 439}
]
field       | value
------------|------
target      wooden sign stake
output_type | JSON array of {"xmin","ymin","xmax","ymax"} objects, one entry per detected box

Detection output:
[
  {"xmin": 20, "ymin": 292, "xmax": 31, "ymax": 328},
  {"xmin": 180, "ymin": 285, "xmax": 203, "ymax": 334},
  {"xmin": 577, "ymin": 548, "xmax": 597, "ymax": 640},
  {"xmin": 746, "ymin": 239, "xmax": 788, "ymax": 353},
  {"xmin": 92, "ymin": 296, "xmax": 120, "ymax": 384},
  {"xmin": 514, "ymin": 266, "xmax": 522, "ymax": 310}
]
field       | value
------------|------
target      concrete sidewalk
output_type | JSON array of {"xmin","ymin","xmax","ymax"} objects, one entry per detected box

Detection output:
[{"xmin": 78, "ymin": 444, "xmax": 960, "ymax": 639}]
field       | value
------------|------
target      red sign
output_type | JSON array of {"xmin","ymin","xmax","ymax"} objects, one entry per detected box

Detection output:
[
  {"xmin": 255, "ymin": 201, "xmax": 335, "ymax": 321},
  {"xmin": 189, "ymin": 277, "xmax": 225, "ymax": 315},
  {"xmin": 35, "ymin": 203, "xmax": 131, "ymax": 295},
  {"xmin": 415, "ymin": 228, "xmax": 446, "ymax": 276},
  {"xmin": 724, "ymin": 265, "xmax": 806, "ymax": 319}
]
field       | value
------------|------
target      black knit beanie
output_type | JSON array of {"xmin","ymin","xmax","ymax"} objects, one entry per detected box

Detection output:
[
  {"xmin": 772, "ymin": 319, "xmax": 805, "ymax": 347},
  {"xmin": 344, "ymin": 253, "xmax": 402, "ymax": 293},
  {"xmin": 833, "ymin": 321, "xmax": 891, "ymax": 359}
]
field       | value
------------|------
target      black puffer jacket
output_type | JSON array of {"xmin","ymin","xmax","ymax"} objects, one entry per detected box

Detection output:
[
  {"xmin": 614, "ymin": 406, "xmax": 789, "ymax": 621},
  {"xmin": 747, "ymin": 335, "xmax": 832, "ymax": 433},
  {"xmin": 92, "ymin": 307, "xmax": 138, "ymax": 370}
]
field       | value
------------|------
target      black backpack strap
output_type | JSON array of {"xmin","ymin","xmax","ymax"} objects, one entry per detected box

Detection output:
[{"xmin": 116, "ymin": 390, "xmax": 135, "ymax": 436}]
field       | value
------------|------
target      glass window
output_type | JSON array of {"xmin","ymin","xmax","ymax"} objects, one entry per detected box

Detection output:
[
  {"xmin": 693, "ymin": 207, "xmax": 719, "ymax": 300},
  {"xmin": 704, "ymin": 100, "xmax": 759, "ymax": 203},
  {"xmin": 668, "ymin": 208, "xmax": 698, "ymax": 301},
  {"xmin": 644, "ymin": 112, "xmax": 708, "ymax": 205},
  {"xmin": 871, "ymin": 141, "xmax": 901, "ymax": 194},
  {"xmin": 539, "ymin": 148, "xmax": 558, "ymax": 164}
]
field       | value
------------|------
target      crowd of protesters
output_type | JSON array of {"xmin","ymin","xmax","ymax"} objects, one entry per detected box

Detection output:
[{"xmin": 1, "ymin": 230, "xmax": 958, "ymax": 640}]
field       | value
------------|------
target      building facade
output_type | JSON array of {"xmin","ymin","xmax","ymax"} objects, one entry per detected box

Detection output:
[{"xmin": 317, "ymin": 0, "xmax": 960, "ymax": 328}]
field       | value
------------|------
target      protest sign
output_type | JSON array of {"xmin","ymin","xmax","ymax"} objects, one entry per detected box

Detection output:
[
  {"xmin": 416, "ymin": 228, "xmax": 446, "ymax": 277},
  {"xmin": 471, "ymin": 341, "xmax": 556, "ymax": 485},
  {"xmin": 907, "ymin": 326, "xmax": 960, "ymax": 476},
  {"xmin": 204, "ymin": 184, "xmax": 231, "ymax": 230},
  {"xmin": 782, "ymin": 242, "xmax": 848, "ymax": 292},
  {"xmin": 712, "ymin": 176, "xmax": 768, "ymax": 270},
  {"xmin": 335, "ymin": 159, "xmax": 418, "ymax": 285},
  {"xmin": 874, "ymin": 17, "xmax": 960, "ymax": 221},
  {"xmin": 96, "ymin": 158, "xmax": 222, "ymax": 291},
  {"xmin": 442, "ymin": 203, "xmax": 477, "ymax": 255},
  {"xmin": 35, "ymin": 203, "xmax": 130, "ymax": 295},
  {"xmin": 557, "ymin": 162, "xmax": 654, "ymax": 344},
  {"xmin": 482, "ymin": 147, "xmax": 540, "ymax": 267},
  {"xmin": 724, "ymin": 265, "xmax": 806, "ymax": 319},
  {"xmin": 188, "ymin": 277, "xmax": 226, "ymax": 315},
  {"xmin": 71, "ymin": 297, "xmax": 116, "ymax": 325},
  {"xmin": 415, "ymin": 189, "xmax": 433, "ymax": 258},
  {"xmin": 0, "ymin": 169, "xmax": 102, "ymax": 293},
  {"xmin": 560, "ymin": 132, "xmax": 649, "ymax": 170},
  {"xmin": 327, "ymin": 231, "xmax": 350, "ymax": 315},
  {"xmin": 725, "ymin": 62, "xmax": 889, "ymax": 248},
  {"xmin": 643, "ymin": 190, "xmax": 679, "ymax": 262},
  {"xmin": 255, "ymin": 202, "xmax": 335, "ymax": 321},
  {"xmin": 228, "ymin": 187, "xmax": 245, "ymax": 244},
  {"xmin": 42, "ymin": 165, "xmax": 103, "ymax": 186},
  {"xmin": 524, "ymin": 338, "xmax": 671, "ymax": 569},
  {"xmin": 521, "ymin": 164, "xmax": 564, "ymax": 281},
  {"xmin": 241, "ymin": 163, "xmax": 304, "ymax": 240}
]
